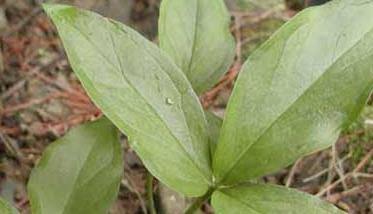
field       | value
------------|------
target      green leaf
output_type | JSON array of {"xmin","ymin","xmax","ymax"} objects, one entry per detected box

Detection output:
[
  {"xmin": 43, "ymin": 4, "xmax": 212, "ymax": 196},
  {"xmin": 205, "ymin": 111, "xmax": 223, "ymax": 156},
  {"xmin": 213, "ymin": 0, "xmax": 373, "ymax": 185},
  {"xmin": 0, "ymin": 198, "xmax": 19, "ymax": 214},
  {"xmin": 211, "ymin": 184, "xmax": 346, "ymax": 214},
  {"xmin": 159, "ymin": 0, "xmax": 235, "ymax": 94},
  {"xmin": 27, "ymin": 118, "xmax": 123, "ymax": 214}
]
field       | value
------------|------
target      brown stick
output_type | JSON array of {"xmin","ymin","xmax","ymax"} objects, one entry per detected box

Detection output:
[{"xmin": 317, "ymin": 148, "xmax": 373, "ymax": 196}]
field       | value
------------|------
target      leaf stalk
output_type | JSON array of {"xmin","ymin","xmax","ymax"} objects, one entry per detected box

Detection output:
[
  {"xmin": 184, "ymin": 188, "xmax": 214, "ymax": 214},
  {"xmin": 146, "ymin": 172, "xmax": 157, "ymax": 214}
]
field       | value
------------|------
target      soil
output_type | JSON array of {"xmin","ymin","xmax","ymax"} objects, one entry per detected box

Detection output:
[{"xmin": 0, "ymin": 0, "xmax": 372, "ymax": 213}]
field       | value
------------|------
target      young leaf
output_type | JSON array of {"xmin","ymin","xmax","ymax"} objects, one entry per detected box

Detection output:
[
  {"xmin": 0, "ymin": 198, "xmax": 20, "ymax": 214},
  {"xmin": 158, "ymin": 0, "xmax": 235, "ymax": 94},
  {"xmin": 28, "ymin": 118, "xmax": 123, "ymax": 214},
  {"xmin": 211, "ymin": 184, "xmax": 345, "ymax": 214},
  {"xmin": 205, "ymin": 111, "xmax": 223, "ymax": 156},
  {"xmin": 43, "ymin": 4, "xmax": 212, "ymax": 196},
  {"xmin": 213, "ymin": 0, "xmax": 373, "ymax": 185}
]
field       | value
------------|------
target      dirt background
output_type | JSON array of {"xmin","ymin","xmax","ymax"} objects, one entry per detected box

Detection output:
[{"xmin": 0, "ymin": 0, "xmax": 372, "ymax": 213}]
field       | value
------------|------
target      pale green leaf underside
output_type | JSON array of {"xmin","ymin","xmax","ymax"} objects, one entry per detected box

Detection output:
[
  {"xmin": 159, "ymin": 0, "xmax": 235, "ymax": 94},
  {"xmin": 27, "ymin": 118, "xmax": 123, "ymax": 214},
  {"xmin": 214, "ymin": 0, "xmax": 373, "ymax": 185},
  {"xmin": 43, "ymin": 4, "xmax": 211, "ymax": 196},
  {"xmin": 212, "ymin": 184, "xmax": 346, "ymax": 214},
  {"xmin": 0, "ymin": 198, "xmax": 20, "ymax": 214}
]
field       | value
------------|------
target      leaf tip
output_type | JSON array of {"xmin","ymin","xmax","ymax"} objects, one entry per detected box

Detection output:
[{"xmin": 42, "ymin": 3, "xmax": 72, "ymax": 17}]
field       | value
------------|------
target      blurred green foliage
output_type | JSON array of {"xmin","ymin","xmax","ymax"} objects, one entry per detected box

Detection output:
[
  {"xmin": 344, "ymin": 105, "xmax": 373, "ymax": 163},
  {"xmin": 241, "ymin": 18, "xmax": 284, "ymax": 59}
]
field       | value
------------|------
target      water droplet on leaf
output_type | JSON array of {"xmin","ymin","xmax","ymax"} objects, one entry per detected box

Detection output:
[{"xmin": 165, "ymin": 98, "xmax": 174, "ymax": 105}]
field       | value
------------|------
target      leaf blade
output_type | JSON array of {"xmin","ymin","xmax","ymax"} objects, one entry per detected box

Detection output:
[
  {"xmin": 158, "ymin": 0, "xmax": 235, "ymax": 94},
  {"xmin": 205, "ymin": 111, "xmax": 223, "ymax": 156},
  {"xmin": 0, "ymin": 198, "xmax": 20, "ymax": 214},
  {"xmin": 213, "ymin": 0, "xmax": 373, "ymax": 185},
  {"xmin": 212, "ymin": 184, "xmax": 346, "ymax": 214},
  {"xmin": 27, "ymin": 118, "xmax": 123, "ymax": 214},
  {"xmin": 43, "ymin": 4, "xmax": 212, "ymax": 196}
]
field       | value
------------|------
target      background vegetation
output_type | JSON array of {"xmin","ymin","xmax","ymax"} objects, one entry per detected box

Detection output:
[{"xmin": 0, "ymin": 0, "xmax": 372, "ymax": 213}]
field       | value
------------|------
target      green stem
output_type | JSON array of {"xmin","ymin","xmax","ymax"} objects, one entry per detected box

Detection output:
[
  {"xmin": 184, "ymin": 188, "xmax": 214, "ymax": 214},
  {"xmin": 146, "ymin": 172, "xmax": 157, "ymax": 214}
]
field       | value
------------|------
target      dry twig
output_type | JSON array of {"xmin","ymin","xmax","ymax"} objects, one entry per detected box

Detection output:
[{"xmin": 317, "ymin": 148, "xmax": 373, "ymax": 197}]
